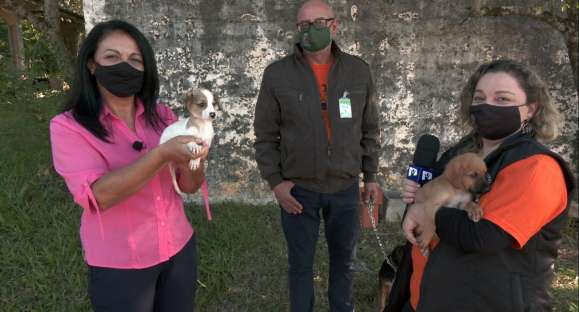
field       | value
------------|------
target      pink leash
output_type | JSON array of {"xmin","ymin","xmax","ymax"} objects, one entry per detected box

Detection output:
[{"xmin": 201, "ymin": 179, "xmax": 212, "ymax": 221}]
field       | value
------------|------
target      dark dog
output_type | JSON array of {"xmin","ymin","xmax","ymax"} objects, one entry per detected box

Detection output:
[{"xmin": 378, "ymin": 244, "xmax": 405, "ymax": 312}]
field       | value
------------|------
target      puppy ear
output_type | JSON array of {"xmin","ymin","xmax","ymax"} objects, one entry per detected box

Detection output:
[
  {"xmin": 181, "ymin": 91, "xmax": 191, "ymax": 112},
  {"xmin": 182, "ymin": 90, "xmax": 196, "ymax": 113},
  {"xmin": 190, "ymin": 89, "xmax": 209, "ymax": 107},
  {"xmin": 464, "ymin": 154, "xmax": 487, "ymax": 176},
  {"xmin": 444, "ymin": 156, "xmax": 465, "ymax": 189}
]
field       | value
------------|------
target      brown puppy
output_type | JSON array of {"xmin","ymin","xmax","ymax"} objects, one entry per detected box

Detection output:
[
  {"xmin": 380, "ymin": 154, "xmax": 489, "ymax": 308},
  {"xmin": 413, "ymin": 153, "xmax": 490, "ymax": 253},
  {"xmin": 416, "ymin": 152, "xmax": 489, "ymax": 220}
]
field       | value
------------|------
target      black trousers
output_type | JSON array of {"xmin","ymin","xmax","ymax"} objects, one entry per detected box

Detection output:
[
  {"xmin": 281, "ymin": 183, "xmax": 359, "ymax": 312},
  {"xmin": 88, "ymin": 234, "xmax": 198, "ymax": 312}
]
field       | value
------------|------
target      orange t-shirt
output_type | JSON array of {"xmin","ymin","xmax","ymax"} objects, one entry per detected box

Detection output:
[
  {"xmin": 310, "ymin": 62, "xmax": 332, "ymax": 142},
  {"xmin": 409, "ymin": 154, "xmax": 568, "ymax": 309}
]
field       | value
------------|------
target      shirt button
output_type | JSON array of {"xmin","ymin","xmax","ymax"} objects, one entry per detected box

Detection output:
[
  {"xmin": 160, "ymin": 222, "xmax": 165, "ymax": 227},
  {"xmin": 156, "ymin": 196, "xmax": 161, "ymax": 201}
]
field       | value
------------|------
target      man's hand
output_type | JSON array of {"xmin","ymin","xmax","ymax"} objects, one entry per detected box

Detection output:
[
  {"xmin": 363, "ymin": 182, "xmax": 381, "ymax": 204},
  {"xmin": 273, "ymin": 181, "xmax": 303, "ymax": 215}
]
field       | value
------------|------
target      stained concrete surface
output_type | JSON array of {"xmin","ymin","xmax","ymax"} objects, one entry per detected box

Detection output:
[{"xmin": 83, "ymin": 0, "xmax": 578, "ymax": 203}]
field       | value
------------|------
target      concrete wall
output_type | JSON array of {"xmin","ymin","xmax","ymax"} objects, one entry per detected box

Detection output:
[{"xmin": 83, "ymin": 0, "xmax": 578, "ymax": 204}]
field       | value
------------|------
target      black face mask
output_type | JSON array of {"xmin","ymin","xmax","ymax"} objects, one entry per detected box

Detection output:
[
  {"xmin": 94, "ymin": 62, "xmax": 144, "ymax": 97},
  {"xmin": 469, "ymin": 103, "xmax": 527, "ymax": 140}
]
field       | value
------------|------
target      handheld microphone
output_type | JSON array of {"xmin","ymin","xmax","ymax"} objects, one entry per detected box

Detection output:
[
  {"xmin": 406, "ymin": 134, "xmax": 440, "ymax": 185},
  {"xmin": 132, "ymin": 141, "xmax": 145, "ymax": 151}
]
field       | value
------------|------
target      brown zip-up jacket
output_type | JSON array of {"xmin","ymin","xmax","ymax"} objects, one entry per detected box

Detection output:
[{"xmin": 253, "ymin": 42, "xmax": 380, "ymax": 193}]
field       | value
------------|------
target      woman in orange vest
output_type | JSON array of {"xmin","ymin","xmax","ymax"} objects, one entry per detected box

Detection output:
[{"xmin": 388, "ymin": 59, "xmax": 574, "ymax": 312}]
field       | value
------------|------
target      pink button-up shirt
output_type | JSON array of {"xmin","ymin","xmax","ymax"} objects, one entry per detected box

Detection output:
[{"xmin": 50, "ymin": 99, "xmax": 193, "ymax": 269}]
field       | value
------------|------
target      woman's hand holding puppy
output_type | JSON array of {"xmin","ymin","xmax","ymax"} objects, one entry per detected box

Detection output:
[
  {"xmin": 401, "ymin": 179, "xmax": 438, "ymax": 255},
  {"xmin": 403, "ymin": 203, "xmax": 436, "ymax": 256},
  {"xmin": 157, "ymin": 135, "xmax": 208, "ymax": 165},
  {"xmin": 157, "ymin": 135, "xmax": 209, "ymax": 194}
]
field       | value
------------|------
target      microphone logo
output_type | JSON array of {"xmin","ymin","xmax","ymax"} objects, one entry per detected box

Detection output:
[
  {"xmin": 407, "ymin": 167, "xmax": 419, "ymax": 178},
  {"xmin": 421, "ymin": 170, "xmax": 433, "ymax": 182},
  {"xmin": 406, "ymin": 165, "xmax": 434, "ymax": 185}
]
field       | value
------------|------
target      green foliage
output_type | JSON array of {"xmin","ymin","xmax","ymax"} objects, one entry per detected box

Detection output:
[
  {"xmin": 60, "ymin": 0, "xmax": 84, "ymax": 16},
  {"xmin": 543, "ymin": 0, "xmax": 579, "ymax": 12},
  {"xmin": 0, "ymin": 22, "xmax": 10, "ymax": 57},
  {"xmin": 0, "ymin": 57, "xmax": 54, "ymax": 108},
  {"xmin": 560, "ymin": 0, "xmax": 579, "ymax": 11},
  {"xmin": 21, "ymin": 20, "xmax": 62, "ymax": 79}
]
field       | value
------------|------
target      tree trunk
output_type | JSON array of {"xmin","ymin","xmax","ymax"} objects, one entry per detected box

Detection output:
[{"xmin": 1, "ymin": 0, "xmax": 75, "ymax": 82}]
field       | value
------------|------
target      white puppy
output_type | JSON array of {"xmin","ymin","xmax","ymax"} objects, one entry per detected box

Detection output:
[{"xmin": 160, "ymin": 88, "xmax": 217, "ymax": 195}]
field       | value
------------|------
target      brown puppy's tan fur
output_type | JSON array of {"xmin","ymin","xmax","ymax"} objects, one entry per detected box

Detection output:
[{"xmin": 415, "ymin": 152, "xmax": 488, "ymax": 223}]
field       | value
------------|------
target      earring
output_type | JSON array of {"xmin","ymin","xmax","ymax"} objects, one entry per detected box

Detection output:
[{"xmin": 522, "ymin": 119, "xmax": 532, "ymax": 134}]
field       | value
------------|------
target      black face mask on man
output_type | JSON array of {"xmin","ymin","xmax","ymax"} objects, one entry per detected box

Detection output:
[
  {"xmin": 469, "ymin": 103, "xmax": 528, "ymax": 140},
  {"xmin": 94, "ymin": 62, "xmax": 144, "ymax": 97}
]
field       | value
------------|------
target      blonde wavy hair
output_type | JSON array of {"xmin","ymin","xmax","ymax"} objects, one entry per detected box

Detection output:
[{"xmin": 459, "ymin": 59, "xmax": 561, "ymax": 142}]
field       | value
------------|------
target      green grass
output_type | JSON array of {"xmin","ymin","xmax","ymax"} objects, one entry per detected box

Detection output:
[{"xmin": 0, "ymin": 88, "xmax": 577, "ymax": 311}]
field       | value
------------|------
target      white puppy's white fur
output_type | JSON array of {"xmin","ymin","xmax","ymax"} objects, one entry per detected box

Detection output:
[{"xmin": 159, "ymin": 88, "xmax": 216, "ymax": 195}]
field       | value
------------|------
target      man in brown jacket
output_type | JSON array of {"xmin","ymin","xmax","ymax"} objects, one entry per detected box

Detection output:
[{"xmin": 253, "ymin": 1, "xmax": 380, "ymax": 311}]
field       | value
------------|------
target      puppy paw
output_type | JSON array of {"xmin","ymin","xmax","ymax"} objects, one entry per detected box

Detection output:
[
  {"xmin": 192, "ymin": 144, "xmax": 201, "ymax": 153},
  {"xmin": 189, "ymin": 159, "xmax": 200, "ymax": 170},
  {"xmin": 465, "ymin": 201, "xmax": 483, "ymax": 222},
  {"xmin": 186, "ymin": 142, "xmax": 196, "ymax": 152}
]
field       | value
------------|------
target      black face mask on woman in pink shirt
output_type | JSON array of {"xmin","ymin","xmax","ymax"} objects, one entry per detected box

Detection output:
[{"xmin": 94, "ymin": 62, "xmax": 144, "ymax": 98}]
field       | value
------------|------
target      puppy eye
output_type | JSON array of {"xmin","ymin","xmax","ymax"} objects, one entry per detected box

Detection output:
[{"xmin": 468, "ymin": 173, "xmax": 478, "ymax": 178}]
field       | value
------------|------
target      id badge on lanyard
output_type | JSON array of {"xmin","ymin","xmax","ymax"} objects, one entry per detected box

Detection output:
[{"xmin": 339, "ymin": 91, "xmax": 352, "ymax": 118}]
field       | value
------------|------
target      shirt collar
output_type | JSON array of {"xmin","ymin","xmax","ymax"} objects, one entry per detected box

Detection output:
[{"xmin": 100, "ymin": 97, "xmax": 145, "ymax": 122}]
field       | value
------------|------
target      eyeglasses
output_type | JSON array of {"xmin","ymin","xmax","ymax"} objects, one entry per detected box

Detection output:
[{"xmin": 296, "ymin": 17, "xmax": 335, "ymax": 32}]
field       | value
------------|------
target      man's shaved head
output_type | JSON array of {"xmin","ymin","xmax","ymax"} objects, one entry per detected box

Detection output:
[{"xmin": 297, "ymin": 0, "xmax": 335, "ymax": 22}]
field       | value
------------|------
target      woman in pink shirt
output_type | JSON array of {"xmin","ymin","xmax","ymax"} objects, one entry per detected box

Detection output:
[{"xmin": 50, "ymin": 20, "xmax": 207, "ymax": 312}]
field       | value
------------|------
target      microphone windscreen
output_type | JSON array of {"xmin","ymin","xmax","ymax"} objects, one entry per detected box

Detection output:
[{"xmin": 412, "ymin": 134, "xmax": 440, "ymax": 168}]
